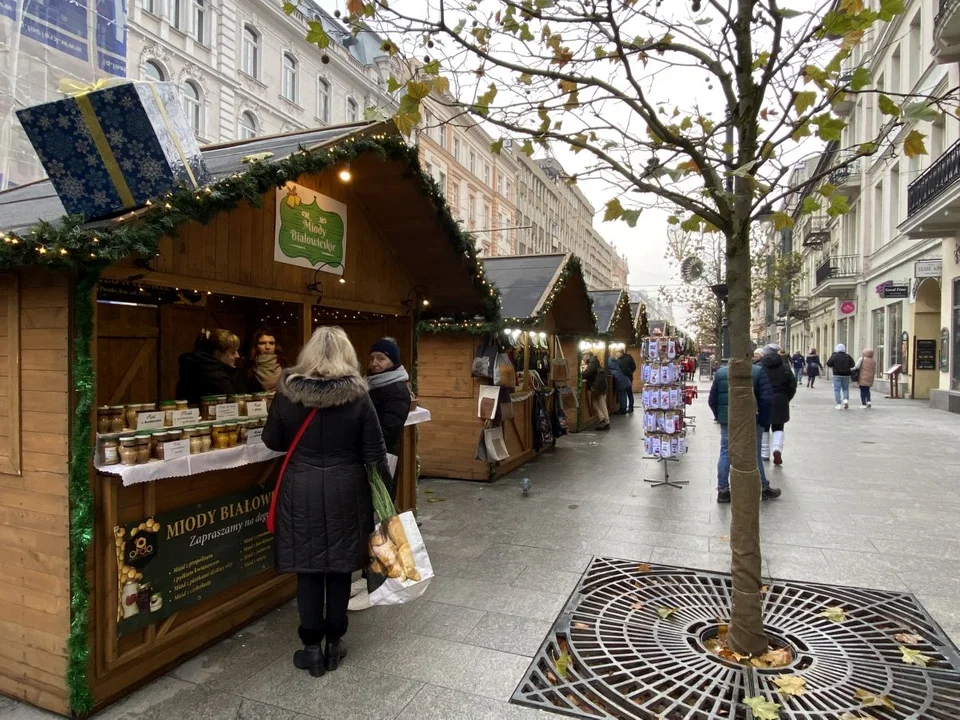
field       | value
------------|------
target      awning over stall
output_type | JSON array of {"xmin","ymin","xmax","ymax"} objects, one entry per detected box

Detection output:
[{"xmin": 589, "ymin": 289, "xmax": 633, "ymax": 341}]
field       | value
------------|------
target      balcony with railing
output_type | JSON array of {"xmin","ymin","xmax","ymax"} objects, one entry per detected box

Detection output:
[
  {"xmin": 935, "ymin": 0, "xmax": 960, "ymax": 63},
  {"xmin": 907, "ymin": 139, "xmax": 960, "ymax": 220},
  {"xmin": 830, "ymin": 159, "xmax": 861, "ymax": 197},
  {"xmin": 800, "ymin": 213, "xmax": 831, "ymax": 248},
  {"xmin": 812, "ymin": 255, "xmax": 859, "ymax": 298}
]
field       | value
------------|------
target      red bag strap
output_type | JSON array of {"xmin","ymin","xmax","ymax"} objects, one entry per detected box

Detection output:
[{"xmin": 266, "ymin": 407, "xmax": 318, "ymax": 534}]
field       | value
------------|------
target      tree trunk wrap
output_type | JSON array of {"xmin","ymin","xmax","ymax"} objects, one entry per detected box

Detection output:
[{"xmin": 725, "ymin": 357, "xmax": 767, "ymax": 656}]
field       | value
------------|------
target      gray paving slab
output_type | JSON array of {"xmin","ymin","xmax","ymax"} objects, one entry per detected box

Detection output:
[{"xmin": 5, "ymin": 382, "xmax": 960, "ymax": 719}]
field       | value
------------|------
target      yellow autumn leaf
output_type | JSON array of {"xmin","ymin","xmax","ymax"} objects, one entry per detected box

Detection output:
[
  {"xmin": 854, "ymin": 688, "xmax": 896, "ymax": 710},
  {"xmin": 555, "ymin": 650, "xmax": 571, "ymax": 678},
  {"xmin": 772, "ymin": 674, "xmax": 806, "ymax": 696},
  {"xmin": 656, "ymin": 607, "xmax": 679, "ymax": 620},
  {"xmin": 899, "ymin": 646, "xmax": 933, "ymax": 667},
  {"xmin": 743, "ymin": 695, "xmax": 780, "ymax": 719},
  {"xmin": 818, "ymin": 606, "xmax": 846, "ymax": 623},
  {"xmin": 903, "ymin": 129, "xmax": 928, "ymax": 159},
  {"xmin": 894, "ymin": 632, "xmax": 923, "ymax": 645}
]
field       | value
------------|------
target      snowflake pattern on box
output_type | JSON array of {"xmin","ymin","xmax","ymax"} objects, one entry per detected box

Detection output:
[{"xmin": 17, "ymin": 82, "xmax": 209, "ymax": 221}]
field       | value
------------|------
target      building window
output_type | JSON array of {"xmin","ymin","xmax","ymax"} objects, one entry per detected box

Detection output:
[
  {"xmin": 888, "ymin": 301, "xmax": 903, "ymax": 367},
  {"xmin": 282, "ymin": 53, "xmax": 298, "ymax": 103},
  {"xmin": 484, "ymin": 163, "xmax": 490, "ymax": 186},
  {"xmin": 469, "ymin": 150, "xmax": 476, "ymax": 175},
  {"xmin": 453, "ymin": 136, "xmax": 461, "ymax": 163},
  {"xmin": 182, "ymin": 81, "xmax": 202, "ymax": 135},
  {"xmin": 192, "ymin": 0, "xmax": 205, "ymax": 43},
  {"xmin": 497, "ymin": 173, "xmax": 504, "ymax": 196},
  {"xmin": 143, "ymin": 60, "xmax": 165, "ymax": 81},
  {"xmin": 438, "ymin": 170, "xmax": 447, "ymax": 193},
  {"xmin": 239, "ymin": 111, "xmax": 258, "ymax": 140},
  {"xmin": 317, "ymin": 78, "xmax": 330, "ymax": 122},
  {"xmin": 438, "ymin": 126, "xmax": 447, "ymax": 150},
  {"xmin": 171, "ymin": 0, "xmax": 184, "ymax": 31},
  {"xmin": 346, "ymin": 97, "xmax": 359, "ymax": 123},
  {"xmin": 449, "ymin": 182, "xmax": 459, "ymax": 211},
  {"xmin": 468, "ymin": 194, "xmax": 476, "ymax": 227},
  {"xmin": 242, "ymin": 25, "xmax": 260, "ymax": 78},
  {"xmin": 141, "ymin": 0, "xmax": 156, "ymax": 15},
  {"xmin": 872, "ymin": 307, "xmax": 885, "ymax": 369}
]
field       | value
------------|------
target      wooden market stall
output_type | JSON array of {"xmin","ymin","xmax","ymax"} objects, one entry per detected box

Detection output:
[
  {"xmin": 628, "ymin": 301, "xmax": 649, "ymax": 393},
  {"xmin": 0, "ymin": 122, "xmax": 495, "ymax": 716},
  {"xmin": 587, "ymin": 289, "xmax": 634, "ymax": 414},
  {"xmin": 418, "ymin": 253, "xmax": 595, "ymax": 481}
]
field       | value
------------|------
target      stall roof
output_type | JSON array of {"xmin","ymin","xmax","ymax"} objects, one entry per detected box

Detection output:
[
  {"xmin": 481, "ymin": 253, "xmax": 595, "ymax": 334},
  {"xmin": 589, "ymin": 289, "xmax": 633, "ymax": 340},
  {"xmin": 0, "ymin": 122, "xmax": 498, "ymax": 318},
  {"xmin": 0, "ymin": 123, "xmax": 373, "ymax": 234}
]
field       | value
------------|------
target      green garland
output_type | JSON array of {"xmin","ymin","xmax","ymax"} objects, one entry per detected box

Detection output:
[
  {"xmin": 67, "ymin": 269, "xmax": 97, "ymax": 717},
  {"xmin": 0, "ymin": 135, "xmax": 500, "ymax": 320},
  {"xmin": 599, "ymin": 291, "xmax": 633, "ymax": 340},
  {"xmin": 417, "ymin": 318, "xmax": 503, "ymax": 335},
  {"xmin": 501, "ymin": 255, "xmax": 597, "ymax": 331}
]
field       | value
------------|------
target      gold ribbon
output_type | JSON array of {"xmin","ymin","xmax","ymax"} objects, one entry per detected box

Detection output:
[
  {"xmin": 58, "ymin": 77, "xmax": 128, "ymax": 97},
  {"xmin": 146, "ymin": 82, "xmax": 199, "ymax": 190},
  {"xmin": 74, "ymin": 93, "xmax": 136, "ymax": 210}
]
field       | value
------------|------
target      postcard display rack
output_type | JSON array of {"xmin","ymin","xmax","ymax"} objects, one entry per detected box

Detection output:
[{"xmin": 640, "ymin": 335, "xmax": 690, "ymax": 489}]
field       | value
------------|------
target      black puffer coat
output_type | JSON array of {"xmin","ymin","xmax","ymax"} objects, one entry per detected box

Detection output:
[
  {"xmin": 175, "ymin": 351, "xmax": 245, "ymax": 406},
  {"xmin": 368, "ymin": 368, "xmax": 412, "ymax": 456},
  {"xmin": 759, "ymin": 352, "xmax": 797, "ymax": 425},
  {"xmin": 263, "ymin": 370, "xmax": 387, "ymax": 574}
]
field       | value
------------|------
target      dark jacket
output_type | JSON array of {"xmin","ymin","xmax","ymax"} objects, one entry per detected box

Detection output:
[
  {"xmin": 759, "ymin": 353, "xmax": 798, "ymax": 425},
  {"xmin": 617, "ymin": 353, "xmax": 637, "ymax": 380},
  {"xmin": 607, "ymin": 356, "xmax": 631, "ymax": 392},
  {"xmin": 263, "ymin": 370, "xmax": 387, "ymax": 575},
  {"xmin": 175, "ymin": 351, "xmax": 245, "ymax": 406},
  {"xmin": 827, "ymin": 351, "xmax": 856, "ymax": 376},
  {"xmin": 582, "ymin": 356, "xmax": 608, "ymax": 394},
  {"xmin": 708, "ymin": 363, "xmax": 772, "ymax": 428},
  {"xmin": 805, "ymin": 353, "xmax": 823, "ymax": 377},
  {"xmin": 368, "ymin": 367, "xmax": 412, "ymax": 456},
  {"xmin": 791, "ymin": 353, "xmax": 805, "ymax": 370}
]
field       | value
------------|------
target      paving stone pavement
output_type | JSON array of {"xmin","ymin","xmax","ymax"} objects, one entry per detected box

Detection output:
[{"xmin": 3, "ymin": 382, "xmax": 960, "ymax": 719}]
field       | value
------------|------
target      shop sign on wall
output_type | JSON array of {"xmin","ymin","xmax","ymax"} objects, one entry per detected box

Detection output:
[
  {"xmin": 916, "ymin": 339, "xmax": 937, "ymax": 371},
  {"xmin": 839, "ymin": 300, "xmax": 856, "ymax": 315},
  {"xmin": 275, "ymin": 181, "xmax": 347, "ymax": 274},
  {"xmin": 881, "ymin": 283, "xmax": 909, "ymax": 299},
  {"xmin": 915, "ymin": 259, "xmax": 942, "ymax": 278},
  {"xmin": 113, "ymin": 483, "xmax": 275, "ymax": 636}
]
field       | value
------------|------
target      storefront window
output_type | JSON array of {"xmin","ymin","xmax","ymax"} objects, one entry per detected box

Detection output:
[
  {"xmin": 888, "ymin": 302, "xmax": 903, "ymax": 367},
  {"xmin": 872, "ymin": 308, "xmax": 885, "ymax": 368}
]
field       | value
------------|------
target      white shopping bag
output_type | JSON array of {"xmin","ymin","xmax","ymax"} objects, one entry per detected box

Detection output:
[
  {"xmin": 366, "ymin": 511, "xmax": 434, "ymax": 606},
  {"xmin": 386, "ymin": 453, "xmax": 398, "ymax": 478}
]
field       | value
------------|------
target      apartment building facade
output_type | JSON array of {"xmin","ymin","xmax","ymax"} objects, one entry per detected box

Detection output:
[
  {"xmin": 767, "ymin": 0, "xmax": 960, "ymax": 401},
  {"xmin": 0, "ymin": 0, "xmax": 399, "ymax": 189},
  {"xmin": 417, "ymin": 96, "xmax": 519, "ymax": 256}
]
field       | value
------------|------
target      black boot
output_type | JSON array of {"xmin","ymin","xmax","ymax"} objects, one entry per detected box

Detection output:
[
  {"xmin": 325, "ymin": 638, "xmax": 347, "ymax": 671},
  {"xmin": 293, "ymin": 645, "xmax": 324, "ymax": 677}
]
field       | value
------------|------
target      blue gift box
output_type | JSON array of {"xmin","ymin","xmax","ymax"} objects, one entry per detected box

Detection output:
[{"xmin": 16, "ymin": 81, "xmax": 209, "ymax": 221}]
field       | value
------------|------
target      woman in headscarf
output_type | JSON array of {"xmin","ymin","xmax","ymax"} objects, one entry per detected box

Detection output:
[{"xmin": 247, "ymin": 328, "xmax": 284, "ymax": 392}]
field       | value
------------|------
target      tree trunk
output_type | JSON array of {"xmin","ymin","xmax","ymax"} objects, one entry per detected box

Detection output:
[{"xmin": 724, "ymin": 225, "xmax": 767, "ymax": 656}]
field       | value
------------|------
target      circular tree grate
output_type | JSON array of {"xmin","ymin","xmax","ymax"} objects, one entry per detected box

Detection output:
[{"xmin": 511, "ymin": 558, "xmax": 960, "ymax": 719}]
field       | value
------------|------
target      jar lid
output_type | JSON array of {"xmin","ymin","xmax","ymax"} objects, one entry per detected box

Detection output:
[
  {"xmin": 201, "ymin": 395, "xmax": 218, "ymax": 402},
  {"xmin": 175, "ymin": 399, "xmax": 188, "ymax": 404},
  {"xmin": 98, "ymin": 405, "xmax": 111, "ymax": 411},
  {"xmin": 215, "ymin": 395, "xmax": 228, "ymax": 401},
  {"xmin": 151, "ymin": 430, "xmax": 168, "ymax": 437},
  {"xmin": 159, "ymin": 400, "xmax": 176, "ymax": 407},
  {"xmin": 119, "ymin": 435, "xmax": 136, "ymax": 442},
  {"xmin": 134, "ymin": 430, "xmax": 151, "ymax": 437},
  {"xmin": 109, "ymin": 405, "xmax": 125, "ymax": 410},
  {"xmin": 213, "ymin": 422, "xmax": 227, "ymax": 428}
]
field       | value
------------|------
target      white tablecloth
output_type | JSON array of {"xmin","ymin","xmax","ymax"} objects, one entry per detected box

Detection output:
[{"xmin": 96, "ymin": 442, "xmax": 285, "ymax": 487}]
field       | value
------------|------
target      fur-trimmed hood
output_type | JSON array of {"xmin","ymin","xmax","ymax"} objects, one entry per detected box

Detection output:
[{"xmin": 276, "ymin": 370, "xmax": 368, "ymax": 409}]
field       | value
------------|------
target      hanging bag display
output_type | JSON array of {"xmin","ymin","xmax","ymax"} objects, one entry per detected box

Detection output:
[
  {"xmin": 559, "ymin": 385, "xmax": 579, "ymax": 412},
  {"xmin": 266, "ymin": 408, "xmax": 318, "ymax": 534},
  {"xmin": 471, "ymin": 343, "xmax": 498, "ymax": 379},
  {"xmin": 493, "ymin": 352, "xmax": 517, "ymax": 387},
  {"xmin": 551, "ymin": 338, "xmax": 569, "ymax": 383},
  {"xmin": 484, "ymin": 425, "xmax": 511, "ymax": 462},
  {"xmin": 497, "ymin": 386, "xmax": 516, "ymax": 420}
]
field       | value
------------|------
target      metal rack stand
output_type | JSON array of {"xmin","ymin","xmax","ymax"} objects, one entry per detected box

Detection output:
[{"xmin": 643, "ymin": 455, "xmax": 685, "ymax": 489}]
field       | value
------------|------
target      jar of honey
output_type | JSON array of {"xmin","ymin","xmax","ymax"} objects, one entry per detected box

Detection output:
[
  {"xmin": 198, "ymin": 426, "xmax": 212, "ymax": 452},
  {"xmin": 101, "ymin": 438, "xmax": 120, "ymax": 465},
  {"xmin": 97, "ymin": 406, "xmax": 113, "ymax": 434},
  {"xmin": 150, "ymin": 431, "xmax": 168, "ymax": 459},
  {"xmin": 201, "ymin": 396, "xmax": 218, "ymax": 421},
  {"xmin": 109, "ymin": 406, "xmax": 126, "ymax": 433},
  {"xmin": 119, "ymin": 436, "xmax": 138, "ymax": 466},
  {"xmin": 226, "ymin": 422, "xmax": 239, "ymax": 447},
  {"xmin": 187, "ymin": 428, "xmax": 203, "ymax": 455},
  {"xmin": 135, "ymin": 433, "xmax": 151, "ymax": 464},
  {"xmin": 212, "ymin": 423, "xmax": 230, "ymax": 450},
  {"xmin": 160, "ymin": 400, "xmax": 176, "ymax": 427}
]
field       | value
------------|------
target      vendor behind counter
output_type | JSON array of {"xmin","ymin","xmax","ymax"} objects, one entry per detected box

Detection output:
[{"xmin": 176, "ymin": 328, "xmax": 247, "ymax": 405}]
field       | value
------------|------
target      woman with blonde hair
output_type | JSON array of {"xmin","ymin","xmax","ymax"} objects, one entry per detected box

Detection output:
[
  {"xmin": 176, "ymin": 328, "xmax": 245, "ymax": 405},
  {"xmin": 263, "ymin": 326, "xmax": 387, "ymax": 678}
]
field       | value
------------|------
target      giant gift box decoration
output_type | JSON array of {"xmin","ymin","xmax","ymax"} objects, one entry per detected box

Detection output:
[{"xmin": 17, "ymin": 80, "xmax": 209, "ymax": 220}]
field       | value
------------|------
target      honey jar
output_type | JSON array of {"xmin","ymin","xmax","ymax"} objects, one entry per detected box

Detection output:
[
  {"xmin": 135, "ymin": 433, "xmax": 151, "ymax": 464},
  {"xmin": 201, "ymin": 396, "xmax": 218, "ymax": 421},
  {"xmin": 212, "ymin": 423, "xmax": 229, "ymax": 450},
  {"xmin": 160, "ymin": 400, "xmax": 176, "ymax": 427},
  {"xmin": 101, "ymin": 437, "xmax": 120, "ymax": 465},
  {"xmin": 109, "ymin": 405, "xmax": 126, "ymax": 433},
  {"xmin": 119, "ymin": 436, "xmax": 138, "ymax": 466},
  {"xmin": 226, "ymin": 422, "xmax": 239, "ymax": 447},
  {"xmin": 97, "ymin": 406, "xmax": 113, "ymax": 434},
  {"xmin": 198, "ymin": 426, "xmax": 212, "ymax": 452}
]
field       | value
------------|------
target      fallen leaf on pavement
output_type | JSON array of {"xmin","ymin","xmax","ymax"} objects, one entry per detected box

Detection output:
[
  {"xmin": 854, "ymin": 688, "xmax": 895, "ymax": 709},
  {"xmin": 899, "ymin": 646, "xmax": 933, "ymax": 667},
  {"xmin": 839, "ymin": 714, "xmax": 874, "ymax": 720},
  {"xmin": 573, "ymin": 622, "xmax": 590, "ymax": 630},
  {"xmin": 894, "ymin": 632, "xmax": 923, "ymax": 645},
  {"xmin": 772, "ymin": 674, "xmax": 806, "ymax": 696},
  {"xmin": 656, "ymin": 607, "xmax": 679, "ymax": 620},
  {"xmin": 720, "ymin": 535, "xmax": 729, "ymax": 543},
  {"xmin": 556, "ymin": 651, "xmax": 571, "ymax": 679},
  {"xmin": 751, "ymin": 646, "xmax": 792, "ymax": 668},
  {"xmin": 818, "ymin": 606, "xmax": 846, "ymax": 623},
  {"xmin": 637, "ymin": 563, "xmax": 651, "ymax": 572},
  {"xmin": 632, "ymin": 601, "xmax": 644, "ymax": 610},
  {"xmin": 760, "ymin": 584, "xmax": 770, "ymax": 594},
  {"xmin": 742, "ymin": 695, "xmax": 780, "ymax": 719},
  {"xmin": 545, "ymin": 669, "xmax": 559, "ymax": 685}
]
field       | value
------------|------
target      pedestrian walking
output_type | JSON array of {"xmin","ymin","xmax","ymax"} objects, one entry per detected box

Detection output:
[
  {"xmin": 616, "ymin": 349, "xmax": 636, "ymax": 413},
  {"xmin": 581, "ymin": 352, "xmax": 610, "ymax": 430},
  {"xmin": 790, "ymin": 351, "xmax": 805, "ymax": 385},
  {"xmin": 758, "ymin": 344, "xmax": 797, "ymax": 466},
  {"xmin": 263, "ymin": 326, "xmax": 388, "ymax": 677},
  {"xmin": 854, "ymin": 348, "xmax": 877, "ymax": 408},
  {"xmin": 805, "ymin": 348, "xmax": 823, "ymax": 388},
  {"xmin": 607, "ymin": 354, "xmax": 630, "ymax": 415},
  {"xmin": 708, "ymin": 363, "xmax": 782, "ymax": 504},
  {"xmin": 826, "ymin": 343, "xmax": 855, "ymax": 409}
]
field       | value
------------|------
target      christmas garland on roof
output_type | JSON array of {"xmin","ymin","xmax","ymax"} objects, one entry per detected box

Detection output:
[
  {"xmin": 501, "ymin": 254, "xmax": 597, "ymax": 331},
  {"xmin": 0, "ymin": 135, "xmax": 500, "ymax": 319},
  {"xmin": 599, "ymin": 291, "xmax": 632, "ymax": 340}
]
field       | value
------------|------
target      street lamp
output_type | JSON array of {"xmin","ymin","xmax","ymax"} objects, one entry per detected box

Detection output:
[{"xmin": 710, "ymin": 283, "xmax": 730, "ymax": 362}]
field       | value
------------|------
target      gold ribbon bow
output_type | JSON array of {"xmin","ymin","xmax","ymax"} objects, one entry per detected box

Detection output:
[{"xmin": 58, "ymin": 76, "xmax": 128, "ymax": 97}]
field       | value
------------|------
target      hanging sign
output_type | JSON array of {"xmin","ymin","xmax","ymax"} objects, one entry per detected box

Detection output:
[
  {"xmin": 881, "ymin": 283, "xmax": 909, "ymax": 299},
  {"xmin": 113, "ymin": 483, "xmax": 275, "ymax": 636},
  {"xmin": 275, "ymin": 181, "xmax": 347, "ymax": 274},
  {"xmin": 839, "ymin": 300, "xmax": 856, "ymax": 315},
  {"xmin": 915, "ymin": 260, "xmax": 942, "ymax": 278}
]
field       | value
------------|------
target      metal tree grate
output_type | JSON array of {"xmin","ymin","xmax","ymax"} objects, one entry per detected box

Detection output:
[{"xmin": 511, "ymin": 558, "xmax": 960, "ymax": 719}]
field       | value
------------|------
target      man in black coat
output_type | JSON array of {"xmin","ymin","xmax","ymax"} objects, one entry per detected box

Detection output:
[{"xmin": 616, "ymin": 349, "xmax": 637, "ymax": 413}]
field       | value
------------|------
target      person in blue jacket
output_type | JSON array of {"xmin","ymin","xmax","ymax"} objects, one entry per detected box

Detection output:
[
  {"xmin": 607, "ymin": 354, "xmax": 631, "ymax": 415},
  {"xmin": 708, "ymin": 363, "xmax": 782, "ymax": 504}
]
